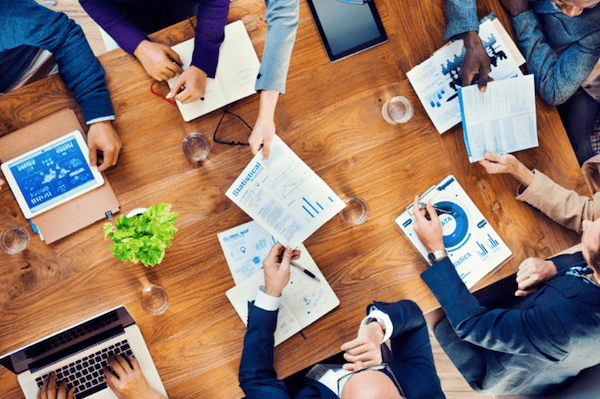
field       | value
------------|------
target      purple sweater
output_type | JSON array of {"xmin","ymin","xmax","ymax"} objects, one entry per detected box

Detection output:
[{"xmin": 79, "ymin": 0, "xmax": 229, "ymax": 78}]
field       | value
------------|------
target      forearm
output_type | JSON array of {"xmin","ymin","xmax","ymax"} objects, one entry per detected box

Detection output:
[
  {"xmin": 443, "ymin": 0, "xmax": 479, "ymax": 41},
  {"xmin": 516, "ymin": 170, "xmax": 598, "ymax": 233},
  {"xmin": 79, "ymin": 0, "xmax": 147, "ymax": 56},
  {"xmin": 255, "ymin": 0, "xmax": 299, "ymax": 93},
  {"xmin": 190, "ymin": 0, "xmax": 229, "ymax": 78},
  {"xmin": 512, "ymin": 11, "xmax": 600, "ymax": 105}
]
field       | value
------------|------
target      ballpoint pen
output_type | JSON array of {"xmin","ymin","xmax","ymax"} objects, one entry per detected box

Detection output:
[
  {"xmin": 291, "ymin": 261, "xmax": 320, "ymax": 282},
  {"xmin": 418, "ymin": 202, "xmax": 452, "ymax": 215}
]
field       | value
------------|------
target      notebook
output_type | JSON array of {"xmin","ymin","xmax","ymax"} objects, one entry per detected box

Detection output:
[
  {"xmin": 226, "ymin": 242, "xmax": 340, "ymax": 346},
  {"xmin": 0, "ymin": 109, "xmax": 120, "ymax": 244},
  {"xmin": 0, "ymin": 306, "xmax": 167, "ymax": 399},
  {"xmin": 167, "ymin": 20, "xmax": 261, "ymax": 122}
]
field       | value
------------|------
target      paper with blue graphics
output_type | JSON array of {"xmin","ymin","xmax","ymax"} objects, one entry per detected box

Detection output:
[
  {"xmin": 217, "ymin": 220, "xmax": 278, "ymax": 284},
  {"xmin": 458, "ymin": 74, "xmax": 538, "ymax": 163},
  {"xmin": 406, "ymin": 15, "xmax": 524, "ymax": 134},
  {"xmin": 225, "ymin": 243, "xmax": 340, "ymax": 346},
  {"xmin": 395, "ymin": 175, "xmax": 512, "ymax": 289},
  {"xmin": 225, "ymin": 135, "xmax": 345, "ymax": 248}
]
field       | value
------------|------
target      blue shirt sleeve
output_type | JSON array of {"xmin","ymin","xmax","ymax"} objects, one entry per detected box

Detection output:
[
  {"xmin": 444, "ymin": 0, "xmax": 479, "ymax": 40},
  {"xmin": 255, "ymin": 0, "xmax": 299, "ymax": 93},
  {"xmin": 512, "ymin": 9, "xmax": 600, "ymax": 105},
  {"xmin": 1, "ymin": 0, "xmax": 114, "ymax": 123}
]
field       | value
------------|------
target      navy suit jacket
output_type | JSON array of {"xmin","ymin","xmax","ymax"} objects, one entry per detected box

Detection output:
[
  {"xmin": 238, "ymin": 299, "xmax": 446, "ymax": 399},
  {"xmin": 421, "ymin": 252, "xmax": 600, "ymax": 395}
]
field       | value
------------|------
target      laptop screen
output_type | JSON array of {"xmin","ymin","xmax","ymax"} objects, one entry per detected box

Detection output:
[{"xmin": 0, "ymin": 307, "xmax": 134, "ymax": 374}]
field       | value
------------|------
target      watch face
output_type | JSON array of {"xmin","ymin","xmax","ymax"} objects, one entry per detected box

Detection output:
[{"xmin": 428, "ymin": 252, "xmax": 435, "ymax": 263}]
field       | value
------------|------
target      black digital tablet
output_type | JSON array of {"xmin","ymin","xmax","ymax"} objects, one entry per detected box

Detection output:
[{"xmin": 306, "ymin": 0, "xmax": 387, "ymax": 62}]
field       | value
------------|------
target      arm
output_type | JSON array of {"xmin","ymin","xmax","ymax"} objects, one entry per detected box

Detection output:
[
  {"xmin": 3, "ymin": 0, "xmax": 113, "ymax": 123},
  {"xmin": 479, "ymin": 152, "xmax": 599, "ymax": 233},
  {"xmin": 238, "ymin": 243, "xmax": 299, "ymax": 399},
  {"xmin": 248, "ymin": 0, "xmax": 299, "ymax": 159},
  {"xmin": 509, "ymin": 8, "xmax": 600, "ymax": 105}
]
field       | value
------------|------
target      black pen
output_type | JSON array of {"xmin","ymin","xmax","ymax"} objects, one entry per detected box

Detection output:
[{"xmin": 291, "ymin": 261, "xmax": 320, "ymax": 282}]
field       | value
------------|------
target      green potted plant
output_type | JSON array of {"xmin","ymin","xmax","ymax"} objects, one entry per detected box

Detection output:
[{"xmin": 104, "ymin": 203, "xmax": 178, "ymax": 267}]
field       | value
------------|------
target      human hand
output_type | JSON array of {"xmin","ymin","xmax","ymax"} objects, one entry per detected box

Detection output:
[
  {"xmin": 249, "ymin": 90, "xmax": 279, "ymax": 160},
  {"xmin": 103, "ymin": 355, "xmax": 165, "ymax": 399},
  {"xmin": 412, "ymin": 196, "xmax": 445, "ymax": 253},
  {"xmin": 87, "ymin": 121, "xmax": 122, "ymax": 172},
  {"xmin": 340, "ymin": 322, "xmax": 385, "ymax": 371},
  {"xmin": 134, "ymin": 40, "xmax": 183, "ymax": 81},
  {"xmin": 479, "ymin": 152, "xmax": 534, "ymax": 187},
  {"xmin": 498, "ymin": 0, "xmax": 530, "ymax": 17},
  {"xmin": 0, "ymin": 178, "xmax": 4, "ymax": 191},
  {"xmin": 37, "ymin": 373, "xmax": 75, "ymax": 399},
  {"xmin": 263, "ymin": 242, "xmax": 301, "ymax": 297},
  {"xmin": 515, "ymin": 257, "xmax": 558, "ymax": 296},
  {"xmin": 166, "ymin": 66, "xmax": 207, "ymax": 104},
  {"xmin": 460, "ymin": 31, "xmax": 491, "ymax": 92}
]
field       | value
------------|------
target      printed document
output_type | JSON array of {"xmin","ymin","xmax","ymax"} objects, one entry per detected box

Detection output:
[
  {"xmin": 407, "ymin": 15, "xmax": 524, "ymax": 134},
  {"xmin": 168, "ymin": 20, "xmax": 260, "ymax": 122},
  {"xmin": 225, "ymin": 135, "xmax": 345, "ymax": 248},
  {"xmin": 217, "ymin": 220, "xmax": 277, "ymax": 284},
  {"xmin": 226, "ymin": 243, "xmax": 340, "ymax": 346},
  {"xmin": 459, "ymin": 74, "xmax": 537, "ymax": 163}
]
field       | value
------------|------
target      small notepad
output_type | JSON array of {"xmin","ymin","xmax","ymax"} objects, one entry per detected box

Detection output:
[{"xmin": 167, "ymin": 20, "xmax": 261, "ymax": 122}]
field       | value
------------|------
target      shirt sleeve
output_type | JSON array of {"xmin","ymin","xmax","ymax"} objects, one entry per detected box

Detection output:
[
  {"xmin": 255, "ymin": 0, "xmax": 299, "ymax": 93},
  {"xmin": 190, "ymin": 0, "xmax": 229, "ymax": 78},
  {"xmin": 421, "ymin": 258, "xmax": 570, "ymax": 361},
  {"xmin": 2, "ymin": 0, "xmax": 114, "ymax": 123},
  {"xmin": 516, "ymin": 169, "xmax": 600, "ymax": 233},
  {"xmin": 512, "ymin": 10, "xmax": 600, "ymax": 105},
  {"xmin": 254, "ymin": 289, "xmax": 281, "ymax": 311},
  {"xmin": 444, "ymin": 0, "xmax": 479, "ymax": 40}
]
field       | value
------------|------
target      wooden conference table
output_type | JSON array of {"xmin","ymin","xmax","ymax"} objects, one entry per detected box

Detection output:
[{"xmin": 0, "ymin": 0, "xmax": 586, "ymax": 397}]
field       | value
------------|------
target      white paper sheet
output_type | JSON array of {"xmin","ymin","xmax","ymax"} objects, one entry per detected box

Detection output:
[
  {"xmin": 407, "ymin": 17, "xmax": 523, "ymax": 134},
  {"xmin": 459, "ymin": 74, "xmax": 537, "ymax": 162},
  {"xmin": 225, "ymin": 135, "xmax": 346, "ymax": 248},
  {"xmin": 217, "ymin": 220, "xmax": 277, "ymax": 284}
]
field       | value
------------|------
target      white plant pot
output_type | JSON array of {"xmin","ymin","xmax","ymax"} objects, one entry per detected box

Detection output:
[{"xmin": 126, "ymin": 208, "xmax": 147, "ymax": 218}]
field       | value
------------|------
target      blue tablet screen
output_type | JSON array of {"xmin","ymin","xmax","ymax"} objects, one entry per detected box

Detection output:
[{"xmin": 8, "ymin": 135, "xmax": 96, "ymax": 214}]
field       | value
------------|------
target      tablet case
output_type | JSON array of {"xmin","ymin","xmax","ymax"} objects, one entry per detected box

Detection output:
[{"xmin": 0, "ymin": 109, "xmax": 120, "ymax": 244}]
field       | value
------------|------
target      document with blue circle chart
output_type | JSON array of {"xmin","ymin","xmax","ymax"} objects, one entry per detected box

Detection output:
[{"xmin": 395, "ymin": 175, "xmax": 512, "ymax": 289}]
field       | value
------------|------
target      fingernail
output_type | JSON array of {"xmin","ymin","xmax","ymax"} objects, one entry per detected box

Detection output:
[{"xmin": 166, "ymin": 93, "xmax": 173, "ymax": 99}]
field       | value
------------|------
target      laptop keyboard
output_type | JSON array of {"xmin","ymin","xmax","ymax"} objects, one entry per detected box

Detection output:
[{"xmin": 35, "ymin": 339, "xmax": 133, "ymax": 399}]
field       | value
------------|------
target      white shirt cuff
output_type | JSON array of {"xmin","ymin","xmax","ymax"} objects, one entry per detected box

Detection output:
[
  {"xmin": 86, "ymin": 115, "xmax": 115, "ymax": 125},
  {"xmin": 360, "ymin": 307, "xmax": 394, "ymax": 343},
  {"xmin": 254, "ymin": 289, "xmax": 281, "ymax": 311}
]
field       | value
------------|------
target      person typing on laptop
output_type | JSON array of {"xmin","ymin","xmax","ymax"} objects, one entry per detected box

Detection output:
[{"xmin": 37, "ymin": 355, "xmax": 167, "ymax": 399}]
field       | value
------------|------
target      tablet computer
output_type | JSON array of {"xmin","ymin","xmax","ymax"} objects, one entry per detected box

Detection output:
[
  {"xmin": 306, "ymin": 0, "xmax": 387, "ymax": 62},
  {"xmin": 1, "ymin": 130, "xmax": 104, "ymax": 219}
]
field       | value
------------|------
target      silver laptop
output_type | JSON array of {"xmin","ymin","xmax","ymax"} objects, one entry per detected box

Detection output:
[{"xmin": 0, "ymin": 306, "xmax": 167, "ymax": 399}]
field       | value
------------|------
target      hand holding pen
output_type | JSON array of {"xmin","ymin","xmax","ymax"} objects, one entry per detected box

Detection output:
[{"xmin": 264, "ymin": 243, "xmax": 301, "ymax": 297}]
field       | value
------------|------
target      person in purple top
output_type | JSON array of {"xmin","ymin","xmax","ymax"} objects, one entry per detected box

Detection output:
[{"xmin": 79, "ymin": 0, "xmax": 230, "ymax": 104}]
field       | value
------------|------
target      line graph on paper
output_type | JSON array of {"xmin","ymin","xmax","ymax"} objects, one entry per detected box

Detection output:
[{"xmin": 268, "ymin": 159, "xmax": 308, "ymax": 199}]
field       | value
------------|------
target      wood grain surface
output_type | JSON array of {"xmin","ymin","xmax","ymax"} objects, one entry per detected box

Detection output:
[{"xmin": 0, "ymin": 0, "xmax": 586, "ymax": 398}]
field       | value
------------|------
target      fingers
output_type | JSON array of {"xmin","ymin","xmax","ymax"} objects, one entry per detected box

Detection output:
[
  {"xmin": 66, "ymin": 386, "xmax": 75, "ymax": 399},
  {"xmin": 425, "ymin": 201, "xmax": 440, "ymax": 224},
  {"xmin": 262, "ymin": 135, "xmax": 272, "ymax": 160},
  {"xmin": 266, "ymin": 242, "xmax": 284, "ymax": 262},
  {"xmin": 108, "ymin": 356, "xmax": 125, "ymax": 377},
  {"xmin": 88, "ymin": 142, "xmax": 98, "ymax": 168},
  {"xmin": 48, "ymin": 373, "xmax": 57, "ymax": 399},
  {"xmin": 515, "ymin": 287, "xmax": 538, "ymax": 297},
  {"xmin": 478, "ymin": 67, "xmax": 490, "ymax": 93},
  {"xmin": 167, "ymin": 75, "xmax": 185, "ymax": 100},
  {"xmin": 126, "ymin": 354, "xmax": 141, "ymax": 371},
  {"xmin": 279, "ymin": 246, "xmax": 293, "ymax": 267},
  {"xmin": 166, "ymin": 48, "xmax": 183, "ymax": 72},
  {"xmin": 412, "ymin": 196, "xmax": 426, "ymax": 223},
  {"xmin": 38, "ymin": 374, "xmax": 49, "ymax": 399},
  {"xmin": 57, "ymin": 381, "xmax": 67, "ymax": 399}
]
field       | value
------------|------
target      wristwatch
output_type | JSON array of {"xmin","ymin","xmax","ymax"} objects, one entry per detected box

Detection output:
[{"xmin": 427, "ymin": 249, "xmax": 448, "ymax": 264}]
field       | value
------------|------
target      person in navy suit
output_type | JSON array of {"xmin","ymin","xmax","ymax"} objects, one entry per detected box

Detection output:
[
  {"xmin": 412, "ymin": 195, "xmax": 600, "ymax": 396},
  {"xmin": 238, "ymin": 243, "xmax": 446, "ymax": 399}
]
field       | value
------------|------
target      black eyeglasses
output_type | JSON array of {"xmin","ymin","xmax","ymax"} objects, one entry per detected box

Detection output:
[
  {"xmin": 336, "ymin": 363, "xmax": 405, "ymax": 398},
  {"xmin": 213, "ymin": 103, "xmax": 251, "ymax": 146},
  {"xmin": 336, "ymin": 0, "xmax": 370, "ymax": 4}
]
